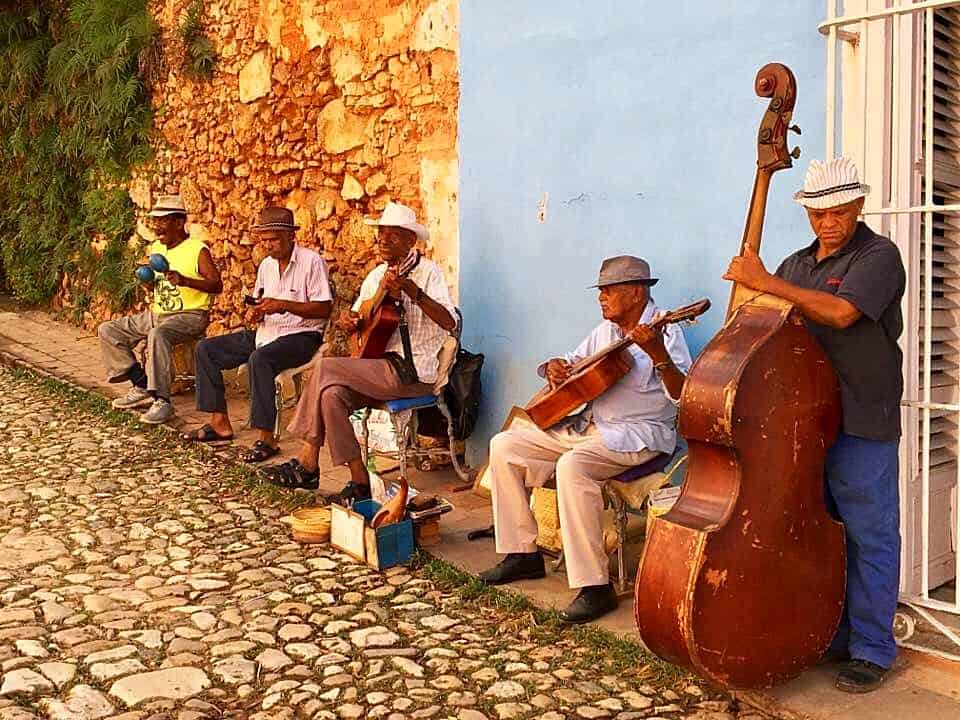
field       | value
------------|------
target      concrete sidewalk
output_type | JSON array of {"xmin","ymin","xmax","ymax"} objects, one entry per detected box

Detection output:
[{"xmin": 1, "ymin": 300, "xmax": 958, "ymax": 720}]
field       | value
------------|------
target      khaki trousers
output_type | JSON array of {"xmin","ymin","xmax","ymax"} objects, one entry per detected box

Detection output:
[
  {"xmin": 287, "ymin": 357, "xmax": 433, "ymax": 466},
  {"xmin": 489, "ymin": 417, "xmax": 655, "ymax": 589},
  {"xmin": 97, "ymin": 310, "xmax": 208, "ymax": 399}
]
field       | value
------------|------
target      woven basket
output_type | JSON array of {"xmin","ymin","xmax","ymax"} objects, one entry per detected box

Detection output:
[{"xmin": 290, "ymin": 506, "xmax": 331, "ymax": 544}]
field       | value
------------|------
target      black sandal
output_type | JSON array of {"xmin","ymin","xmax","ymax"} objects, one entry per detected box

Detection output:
[
  {"xmin": 263, "ymin": 459, "xmax": 319, "ymax": 490},
  {"xmin": 242, "ymin": 440, "xmax": 281, "ymax": 464},
  {"xmin": 181, "ymin": 424, "xmax": 234, "ymax": 443}
]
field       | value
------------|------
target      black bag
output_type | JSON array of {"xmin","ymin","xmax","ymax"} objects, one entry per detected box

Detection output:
[{"xmin": 417, "ymin": 347, "xmax": 484, "ymax": 441}]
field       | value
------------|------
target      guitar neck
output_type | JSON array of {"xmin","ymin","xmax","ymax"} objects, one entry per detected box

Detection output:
[
  {"xmin": 726, "ymin": 169, "xmax": 772, "ymax": 320},
  {"xmin": 567, "ymin": 313, "xmax": 676, "ymax": 374}
]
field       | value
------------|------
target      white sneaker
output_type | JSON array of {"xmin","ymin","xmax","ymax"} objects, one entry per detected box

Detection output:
[
  {"xmin": 112, "ymin": 387, "xmax": 153, "ymax": 410},
  {"xmin": 140, "ymin": 398, "xmax": 175, "ymax": 424}
]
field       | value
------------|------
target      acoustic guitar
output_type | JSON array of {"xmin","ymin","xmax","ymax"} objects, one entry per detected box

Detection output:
[
  {"xmin": 524, "ymin": 299, "xmax": 710, "ymax": 430},
  {"xmin": 350, "ymin": 252, "xmax": 421, "ymax": 359}
]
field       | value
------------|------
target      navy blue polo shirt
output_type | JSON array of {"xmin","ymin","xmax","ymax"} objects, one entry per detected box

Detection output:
[{"xmin": 774, "ymin": 222, "xmax": 905, "ymax": 441}]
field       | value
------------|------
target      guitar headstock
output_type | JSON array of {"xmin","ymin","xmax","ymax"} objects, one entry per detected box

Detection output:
[
  {"xmin": 655, "ymin": 299, "xmax": 711, "ymax": 329},
  {"xmin": 754, "ymin": 63, "xmax": 800, "ymax": 173}
]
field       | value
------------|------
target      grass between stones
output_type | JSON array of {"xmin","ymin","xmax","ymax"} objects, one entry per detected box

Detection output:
[{"xmin": 413, "ymin": 552, "xmax": 692, "ymax": 688}]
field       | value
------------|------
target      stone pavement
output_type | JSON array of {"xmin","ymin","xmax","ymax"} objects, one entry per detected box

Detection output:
[{"xmin": 0, "ymin": 366, "xmax": 746, "ymax": 720}]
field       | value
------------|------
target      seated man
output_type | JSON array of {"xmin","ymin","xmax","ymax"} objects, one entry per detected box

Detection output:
[
  {"xmin": 99, "ymin": 194, "xmax": 222, "ymax": 424},
  {"xmin": 181, "ymin": 207, "xmax": 332, "ymax": 462},
  {"xmin": 263, "ymin": 201, "xmax": 457, "ymax": 496},
  {"xmin": 478, "ymin": 256, "xmax": 692, "ymax": 624}
]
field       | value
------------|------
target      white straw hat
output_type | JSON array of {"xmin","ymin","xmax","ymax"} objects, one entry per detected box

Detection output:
[
  {"xmin": 364, "ymin": 201, "xmax": 429, "ymax": 242},
  {"xmin": 793, "ymin": 157, "xmax": 870, "ymax": 210},
  {"xmin": 148, "ymin": 194, "xmax": 187, "ymax": 217}
]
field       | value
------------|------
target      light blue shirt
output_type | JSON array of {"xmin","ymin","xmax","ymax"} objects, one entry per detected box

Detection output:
[{"xmin": 539, "ymin": 301, "xmax": 693, "ymax": 454}]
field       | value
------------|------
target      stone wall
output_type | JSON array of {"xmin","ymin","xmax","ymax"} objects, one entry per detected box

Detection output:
[{"xmin": 87, "ymin": 0, "xmax": 459, "ymax": 334}]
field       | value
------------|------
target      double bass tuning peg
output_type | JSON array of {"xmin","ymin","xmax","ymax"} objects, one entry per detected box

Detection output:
[{"xmin": 791, "ymin": 146, "xmax": 802, "ymax": 160}]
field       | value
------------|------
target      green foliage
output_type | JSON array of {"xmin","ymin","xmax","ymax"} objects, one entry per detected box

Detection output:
[
  {"xmin": 0, "ymin": 1, "xmax": 156, "ymax": 310},
  {"xmin": 178, "ymin": 0, "xmax": 215, "ymax": 80}
]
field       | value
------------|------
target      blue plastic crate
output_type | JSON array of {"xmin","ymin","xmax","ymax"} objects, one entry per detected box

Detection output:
[{"xmin": 353, "ymin": 499, "xmax": 414, "ymax": 570}]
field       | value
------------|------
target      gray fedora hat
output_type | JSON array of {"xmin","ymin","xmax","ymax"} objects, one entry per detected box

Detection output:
[
  {"xmin": 252, "ymin": 206, "xmax": 299, "ymax": 231},
  {"xmin": 589, "ymin": 255, "xmax": 659, "ymax": 288}
]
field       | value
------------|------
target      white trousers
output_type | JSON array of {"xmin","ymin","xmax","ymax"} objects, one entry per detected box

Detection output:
[{"xmin": 489, "ymin": 417, "xmax": 655, "ymax": 589}]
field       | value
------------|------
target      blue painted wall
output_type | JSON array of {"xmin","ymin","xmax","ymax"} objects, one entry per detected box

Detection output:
[{"xmin": 459, "ymin": 2, "xmax": 826, "ymax": 463}]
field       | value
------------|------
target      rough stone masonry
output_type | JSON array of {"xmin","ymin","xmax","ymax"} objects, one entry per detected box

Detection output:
[{"xmin": 71, "ymin": 0, "xmax": 460, "ymax": 337}]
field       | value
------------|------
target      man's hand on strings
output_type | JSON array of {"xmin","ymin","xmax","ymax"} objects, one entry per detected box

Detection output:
[{"xmin": 723, "ymin": 245, "xmax": 772, "ymax": 292}]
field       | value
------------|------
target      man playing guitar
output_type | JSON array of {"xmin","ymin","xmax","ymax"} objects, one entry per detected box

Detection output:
[
  {"xmin": 478, "ymin": 256, "xmax": 692, "ymax": 623},
  {"xmin": 263, "ymin": 202, "xmax": 456, "ymax": 501}
]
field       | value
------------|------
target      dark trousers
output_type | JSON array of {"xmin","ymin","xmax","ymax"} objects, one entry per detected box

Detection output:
[
  {"xmin": 825, "ymin": 432, "xmax": 901, "ymax": 669},
  {"xmin": 195, "ymin": 330, "xmax": 323, "ymax": 432}
]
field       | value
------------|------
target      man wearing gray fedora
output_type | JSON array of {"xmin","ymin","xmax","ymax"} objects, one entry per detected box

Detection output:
[
  {"xmin": 181, "ymin": 207, "xmax": 332, "ymax": 463},
  {"xmin": 479, "ymin": 255, "xmax": 692, "ymax": 624}
]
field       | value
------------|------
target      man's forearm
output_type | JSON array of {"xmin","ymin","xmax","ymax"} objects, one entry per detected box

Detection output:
[
  {"xmin": 276, "ymin": 300, "xmax": 332, "ymax": 319},
  {"xmin": 759, "ymin": 275, "xmax": 860, "ymax": 328}
]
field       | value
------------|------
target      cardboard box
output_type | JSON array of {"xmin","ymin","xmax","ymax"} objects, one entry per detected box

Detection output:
[{"xmin": 330, "ymin": 500, "xmax": 414, "ymax": 570}]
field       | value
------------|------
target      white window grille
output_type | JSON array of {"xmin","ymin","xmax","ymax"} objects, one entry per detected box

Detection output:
[{"xmin": 823, "ymin": 0, "xmax": 960, "ymax": 616}]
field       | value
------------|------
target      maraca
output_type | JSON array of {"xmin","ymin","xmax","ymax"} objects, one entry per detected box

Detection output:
[
  {"xmin": 135, "ymin": 265, "xmax": 155, "ymax": 283},
  {"xmin": 148, "ymin": 253, "xmax": 169, "ymax": 273}
]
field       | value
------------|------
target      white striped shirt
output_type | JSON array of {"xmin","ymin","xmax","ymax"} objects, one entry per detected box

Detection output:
[
  {"xmin": 254, "ymin": 245, "xmax": 332, "ymax": 348},
  {"xmin": 352, "ymin": 257, "xmax": 456, "ymax": 384}
]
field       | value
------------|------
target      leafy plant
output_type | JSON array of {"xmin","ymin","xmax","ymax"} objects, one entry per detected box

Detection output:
[
  {"xmin": 178, "ymin": 0, "xmax": 215, "ymax": 80},
  {"xmin": 0, "ymin": 1, "xmax": 156, "ymax": 311}
]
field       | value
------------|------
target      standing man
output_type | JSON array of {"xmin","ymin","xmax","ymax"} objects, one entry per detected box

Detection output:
[
  {"xmin": 98, "ymin": 194, "xmax": 222, "ymax": 424},
  {"xmin": 181, "ymin": 207, "xmax": 332, "ymax": 462},
  {"xmin": 724, "ymin": 157, "xmax": 905, "ymax": 693},
  {"xmin": 262, "ymin": 201, "xmax": 457, "ymax": 498},
  {"xmin": 477, "ymin": 256, "xmax": 692, "ymax": 624}
]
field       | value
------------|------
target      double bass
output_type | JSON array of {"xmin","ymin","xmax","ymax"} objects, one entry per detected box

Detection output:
[{"xmin": 634, "ymin": 64, "xmax": 845, "ymax": 689}]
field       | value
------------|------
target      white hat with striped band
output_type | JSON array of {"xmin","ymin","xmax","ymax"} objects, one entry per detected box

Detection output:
[{"xmin": 793, "ymin": 156, "xmax": 870, "ymax": 210}]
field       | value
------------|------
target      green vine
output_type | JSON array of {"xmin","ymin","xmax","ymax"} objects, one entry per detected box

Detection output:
[
  {"xmin": 0, "ymin": 1, "xmax": 156, "ymax": 310},
  {"xmin": 178, "ymin": 0, "xmax": 215, "ymax": 80}
]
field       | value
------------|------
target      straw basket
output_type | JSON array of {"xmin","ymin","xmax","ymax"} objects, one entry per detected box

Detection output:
[{"xmin": 290, "ymin": 506, "xmax": 331, "ymax": 544}]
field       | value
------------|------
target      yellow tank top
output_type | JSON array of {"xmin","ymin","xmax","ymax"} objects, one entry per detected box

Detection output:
[{"xmin": 148, "ymin": 235, "xmax": 212, "ymax": 314}]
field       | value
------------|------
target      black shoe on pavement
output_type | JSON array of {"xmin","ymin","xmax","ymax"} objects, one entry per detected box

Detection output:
[
  {"xmin": 836, "ymin": 659, "xmax": 887, "ymax": 694},
  {"xmin": 325, "ymin": 481, "xmax": 372, "ymax": 507},
  {"xmin": 818, "ymin": 648, "xmax": 851, "ymax": 665},
  {"xmin": 478, "ymin": 552, "xmax": 545, "ymax": 585},
  {"xmin": 560, "ymin": 583, "xmax": 618, "ymax": 624}
]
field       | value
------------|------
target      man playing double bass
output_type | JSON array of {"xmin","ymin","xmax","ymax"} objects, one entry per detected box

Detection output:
[
  {"xmin": 478, "ymin": 256, "xmax": 692, "ymax": 623},
  {"xmin": 724, "ymin": 156, "xmax": 905, "ymax": 693}
]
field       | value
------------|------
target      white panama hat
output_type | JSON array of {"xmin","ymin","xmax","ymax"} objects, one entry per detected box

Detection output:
[
  {"xmin": 363, "ymin": 201, "xmax": 429, "ymax": 242},
  {"xmin": 793, "ymin": 157, "xmax": 870, "ymax": 210},
  {"xmin": 148, "ymin": 194, "xmax": 187, "ymax": 217}
]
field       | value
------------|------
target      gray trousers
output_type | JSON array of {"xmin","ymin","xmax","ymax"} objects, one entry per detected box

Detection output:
[{"xmin": 98, "ymin": 310, "xmax": 208, "ymax": 398}]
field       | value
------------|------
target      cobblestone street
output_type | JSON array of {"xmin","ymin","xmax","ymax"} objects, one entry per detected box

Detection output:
[{"xmin": 0, "ymin": 367, "xmax": 751, "ymax": 720}]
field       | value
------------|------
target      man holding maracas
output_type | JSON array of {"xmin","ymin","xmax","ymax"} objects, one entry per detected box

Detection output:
[{"xmin": 98, "ymin": 194, "xmax": 222, "ymax": 424}]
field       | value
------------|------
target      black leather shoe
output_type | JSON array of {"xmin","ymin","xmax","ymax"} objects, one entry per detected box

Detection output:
[
  {"xmin": 560, "ymin": 583, "xmax": 617, "ymax": 624},
  {"xmin": 836, "ymin": 659, "xmax": 887, "ymax": 693},
  {"xmin": 325, "ymin": 481, "xmax": 372, "ymax": 506},
  {"xmin": 818, "ymin": 648, "xmax": 851, "ymax": 665},
  {"xmin": 478, "ymin": 552, "xmax": 545, "ymax": 585}
]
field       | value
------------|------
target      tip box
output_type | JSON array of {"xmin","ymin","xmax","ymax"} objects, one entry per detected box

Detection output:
[{"xmin": 330, "ymin": 499, "xmax": 414, "ymax": 570}]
